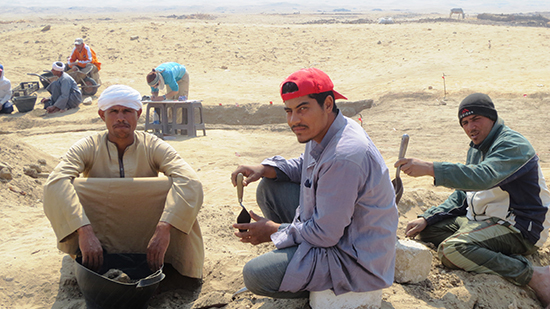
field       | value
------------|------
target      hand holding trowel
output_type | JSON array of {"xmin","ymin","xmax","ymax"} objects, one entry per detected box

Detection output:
[
  {"xmin": 236, "ymin": 173, "xmax": 251, "ymax": 232},
  {"xmin": 392, "ymin": 134, "xmax": 409, "ymax": 205}
]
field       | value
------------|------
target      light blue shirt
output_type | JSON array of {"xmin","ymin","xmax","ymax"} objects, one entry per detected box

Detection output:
[
  {"xmin": 150, "ymin": 62, "xmax": 186, "ymax": 93},
  {"xmin": 263, "ymin": 111, "xmax": 398, "ymax": 295}
]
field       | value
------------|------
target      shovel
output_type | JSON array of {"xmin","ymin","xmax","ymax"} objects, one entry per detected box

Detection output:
[
  {"xmin": 392, "ymin": 134, "xmax": 409, "ymax": 205},
  {"xmin": 236, "ymin": 173, "xmax": 251, "ymax": 232}
]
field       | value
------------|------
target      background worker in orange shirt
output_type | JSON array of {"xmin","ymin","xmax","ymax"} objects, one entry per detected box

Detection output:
[{"xmin": 67, "ymin": 38, "xmax": 101, "ymax": 83}]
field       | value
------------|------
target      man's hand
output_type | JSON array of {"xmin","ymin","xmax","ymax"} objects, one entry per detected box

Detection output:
[
  {"xmin": 147, "ymin": 221, "xmax": 171, "ymax": 271},
  {"xmin": 405, "ymin": 218, "xmax": 428, "ymax": 239},
  {"xmin": 231, "ymin": 165, "xmax": 276, "ymax": 187},
  {"xmin": 233, "ymin": 210, "xmax": 280, "ymax": 245},
  {"xmin": 151, "ymin": 95, "xmax": 164, "ymax": 101},
  {"xmin": 77, "ymin": 224, "xmax": 103, "ymax": 271},
  {"xmin": 394, "ymin": 158, "xmax": 435, "ymax": 177}
]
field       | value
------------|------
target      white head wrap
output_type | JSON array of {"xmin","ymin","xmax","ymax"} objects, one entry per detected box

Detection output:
[
  {"xmin": 147, "ymin": 70, "xmax": 165, "ymax": 89},
  {"xmin": 52, "ymin": 61, "xmax": 65, "ymax": 72},
  {"xmin": 97, "ymin": 85, "xmax": 143, "ymax": 111}
]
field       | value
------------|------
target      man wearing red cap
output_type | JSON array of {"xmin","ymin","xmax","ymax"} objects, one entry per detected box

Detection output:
[
  {"xmin": 231, "ymin": 68, "xmax": 398, "ymax": 298},
  {"xmin": 395, "ymin": 93, "xmax": 550, "ymax": 307}
]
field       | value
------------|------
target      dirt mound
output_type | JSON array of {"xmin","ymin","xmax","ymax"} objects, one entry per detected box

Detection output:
[
  {"xmin": 0, "ymin": 135, "xmax": 56, "ymax": 208},
  {"xmin": 477, "ymin": 13, "xmax": 550, "ymax": 27}
]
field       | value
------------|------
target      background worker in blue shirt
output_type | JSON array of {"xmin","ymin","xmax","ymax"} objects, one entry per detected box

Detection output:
[{"xmin": 146, "ymin": 62, "xmax": 189, "ymax": 101}]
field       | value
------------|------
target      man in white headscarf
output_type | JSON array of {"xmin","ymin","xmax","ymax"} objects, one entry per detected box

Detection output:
[
  {"xmin": 0, "ymin": 64, "xmax": 14, "ymax": 114},
  {"xmin": 41, "ymin": 61, "xmax": 82, "ymax": 114},
  {"xmin": 43, "ymin": 85, "xmax": 204, "ymax": 286}
]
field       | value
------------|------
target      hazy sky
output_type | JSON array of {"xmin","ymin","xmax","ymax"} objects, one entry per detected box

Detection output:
[{"xmin": 3, "ymin": 0, "xmax": 550, "ymax": 13}]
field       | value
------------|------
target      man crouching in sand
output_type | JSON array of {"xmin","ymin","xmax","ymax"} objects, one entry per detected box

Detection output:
[
  {"xmin": 43, "ymin": 85, "xmax": 204, "ymax": 292},
  {"xmin": 395, "ymin": 93, "xmax": 550, "ymax": 307}
]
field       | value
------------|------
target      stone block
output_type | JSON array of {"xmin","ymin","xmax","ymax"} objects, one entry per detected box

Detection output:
[
  {"xmin": 309, "ymin": 289, "xmax": 382, "ymax": 309},
  {"xmin": 394, "ymin": 239, "xmax": 432, "ymax": 283}
]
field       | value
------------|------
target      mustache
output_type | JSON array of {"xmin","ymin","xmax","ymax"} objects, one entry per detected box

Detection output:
[{"xmin": 113, "ymin": 122, "xmax": 130, "ymax": 128}]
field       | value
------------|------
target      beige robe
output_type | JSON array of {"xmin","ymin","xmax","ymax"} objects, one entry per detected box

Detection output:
[{"xmin": 43, "ymin": 131, "xmax": 204, "ymax": 278}]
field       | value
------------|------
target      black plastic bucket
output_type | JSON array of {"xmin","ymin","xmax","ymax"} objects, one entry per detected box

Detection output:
[
  {"xmin": 12, "ymin": 95, "xmax": 37, "ymax": 113},
  {"xmin": 75, "ymin": 253, "xmax": 165, "ymax": 309}
]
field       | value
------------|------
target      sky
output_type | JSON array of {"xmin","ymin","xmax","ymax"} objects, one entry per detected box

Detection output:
[{"xmin": 2, "ymin": 0, "xmax": 550, "ymax": 14}]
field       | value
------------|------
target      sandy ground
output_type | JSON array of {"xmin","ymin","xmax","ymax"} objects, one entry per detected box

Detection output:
[{"xmin": 1, "ymin": 11, "xmax": 550, "ymax": 309}]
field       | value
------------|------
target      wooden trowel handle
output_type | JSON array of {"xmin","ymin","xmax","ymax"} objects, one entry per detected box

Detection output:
[
  {"xmin": 237, "ymin": 173, "xmax": 244, "ymax": 203},
  {"xmin": 396, "ymin": 134, "xmax": 410, "ymax": 178},
  {"xmin": 398, "ymin": 134, "xmax": 409, "ymax": 160}
]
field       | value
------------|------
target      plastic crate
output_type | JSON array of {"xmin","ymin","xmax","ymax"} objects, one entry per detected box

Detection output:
[{"xmin": 12, "ymin": 82, "xmax": 40, "ymax": 97}]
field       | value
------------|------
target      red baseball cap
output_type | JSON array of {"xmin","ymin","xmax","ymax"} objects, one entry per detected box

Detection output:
[{"xmin": 280, "ymin": 68, "xmax": 347, "ymax": 101}]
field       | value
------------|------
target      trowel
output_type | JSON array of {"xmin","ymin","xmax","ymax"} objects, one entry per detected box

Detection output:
[
  {"xmin": 392, "ymin": 134, "xmax": 409, "ymax": 205},
  {"xmin": 236, "ymin": 173, "xmax": 251, "ymax": 232}
]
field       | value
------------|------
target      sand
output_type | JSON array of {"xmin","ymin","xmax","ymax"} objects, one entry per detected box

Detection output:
[{"xmin": 1, "ymin": 10, "xmax": 550, "ymax": 309}]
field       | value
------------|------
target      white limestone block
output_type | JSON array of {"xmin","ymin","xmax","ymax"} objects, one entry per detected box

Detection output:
[
  {"xmin": 394, "ymin": 239, "xmax": 432, "ymax": 284},
  {"xmin": 309, "ymin": 289, "xmax": 382, "ymax": 309}
]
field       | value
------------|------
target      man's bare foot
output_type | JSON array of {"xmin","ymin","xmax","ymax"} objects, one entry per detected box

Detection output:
[
  {"xmin": 46, "ymin": 106, "xmax": 61, "ymax": 114},
  {"xmin": 528, "ymin": 266, "xmax": 550, "ymax": 306}
]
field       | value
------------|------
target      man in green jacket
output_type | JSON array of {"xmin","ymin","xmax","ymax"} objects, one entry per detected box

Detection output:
[{"xmin": 395, "ymin": 93, "xmax": 550, "ymax": 306}]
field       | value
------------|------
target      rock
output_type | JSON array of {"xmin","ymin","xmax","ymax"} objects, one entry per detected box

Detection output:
[
  {"xmin": 438, "ymin": 287, "xmax": 476, "ymax": 309},
  {"xmin": 310, "ymin": 289, "xmax": 382, "ymax": 309},
  {"xmin": 28, "ymin": 164, "xmax": 42, "ymax": 173},
  {"xmin": 378, "ymin": 17, "xmax": 394, "ymax": 24},
  {"xmin": 0, "ymin": 167, "xmax": 12, "ymax": 180},
  {"xmin": 192, "ymin": 291, "xmax": 232, "ymax": 309},
  {"xmin": 41, "ymin": 25, "xmax": 51, "ymax": 32},
  {"xmin": 394, "ymin": 239, "xmax": 432, "ymax": 284},
  {"xmin": 24, "ymin": 167, "xmax": 38, "ymax": 178},
  {"xmin": 38, "ymin": 159, "xmax": 47, "ymax": 165},
  {"xmin": 83, "ymin": 97, "xmax": 93, "ymax": 105},
  {"xmin": 103, "ymin": 269, "xmax": 134, "ymax": 283},
  {"xmin": 130, "ymin": 35, "xmax": 139, "ymax": 40}
]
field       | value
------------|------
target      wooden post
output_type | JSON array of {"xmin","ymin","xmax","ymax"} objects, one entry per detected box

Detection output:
[{"xmin": 442, "ymin": 73, "xmax": 447, "ymax": 100}]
